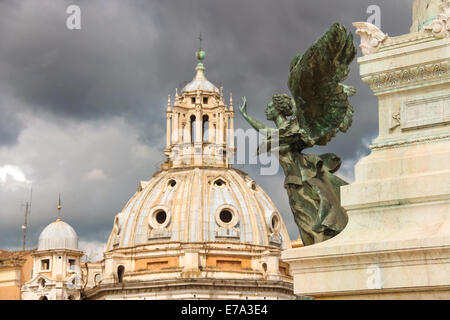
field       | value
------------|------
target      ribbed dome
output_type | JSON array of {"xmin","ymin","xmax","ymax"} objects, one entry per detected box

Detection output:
[
  {"xmin": 106, "ymin": 167, "xmax": 290, "ymax": 251},
  {"xmin": 182, "ymin": 63, "xmax": 219, "ymax": 93},
  {"xmin": 38, "ymin": 219, "xmax": 78, "ymax": 251},
  {"xmin": 183, "ymin": 76, "xmax": 219, "ymax": 93}
]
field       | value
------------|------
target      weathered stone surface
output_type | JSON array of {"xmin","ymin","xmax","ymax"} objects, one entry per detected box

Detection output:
[{"xmin": 411, "ymin": 0, "xmax": 447, "ymax": 32}]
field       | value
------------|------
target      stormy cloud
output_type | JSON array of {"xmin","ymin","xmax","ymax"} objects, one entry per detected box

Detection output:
[{"xmin": 0, "ymin": 0, "xmax": 414, "ymax": 250}]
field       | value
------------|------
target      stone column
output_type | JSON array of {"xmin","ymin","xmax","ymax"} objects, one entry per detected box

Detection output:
[
  {"xmin": 184, "ymin": 119, "xmax": 191, "ymax": 143},
  {"xmin": 223, "ymin": 115, "xmax": 228, "ymax": 146},
  {"xmin": 172, "ymin": 112, "xmax": 179, "ymax": 144},
  {"xmin": 218, "ymin": 112, "xmax": 224, "ymax": 145},
  {"xmin": 195, "ymin": 109, "xmax": 202, "ymax": 143},
  {"xmin": 166, "ymin": 113, "xmax": 171, "ymax": 148},
  {"xmin": 215, "ymin": 114, "xmax": 220, "ymax": 144},
  {"xmin": 208, "ymin": 114, "xmax": 215, "ymax": 142},
  {"xmin": 178, "ymin": 114, "xmax": 183, "ymax": 143},
  {"xmin": 229, "ymin": 114, "xmax": 234, "ymax": 149}
]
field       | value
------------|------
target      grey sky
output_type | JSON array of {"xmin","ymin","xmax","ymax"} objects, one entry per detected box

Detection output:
[{"xmin": 0, "ymin": 0, "xmax": 414, "ymax": 250}]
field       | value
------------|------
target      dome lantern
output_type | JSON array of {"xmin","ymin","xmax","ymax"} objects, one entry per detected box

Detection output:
[{"xmin": 164, "ymin": 33, "xmax": 234, "ymax": 169}]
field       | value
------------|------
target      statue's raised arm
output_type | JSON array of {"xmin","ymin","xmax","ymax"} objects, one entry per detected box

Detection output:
[{"xmin": 239, "ymin": 96, "xmax": 275, "ymax": 135}]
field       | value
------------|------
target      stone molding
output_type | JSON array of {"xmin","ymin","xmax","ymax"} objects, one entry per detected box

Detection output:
[
  {"xmin": 370, "ymin": 132, "xmax": 450, "ymax": 150},
  {"xmin": 362, "ymin": 61, "xmax": 449, "ymax": 93}
]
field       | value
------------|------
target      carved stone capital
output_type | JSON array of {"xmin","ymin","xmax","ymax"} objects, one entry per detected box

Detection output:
[
  {"xmin": 423, "ymin": 1, "xmax": 450, "ymax": 38},
  {"xmin": 352, "ymin": 22, "xmax": 389, "ymax": 55}
]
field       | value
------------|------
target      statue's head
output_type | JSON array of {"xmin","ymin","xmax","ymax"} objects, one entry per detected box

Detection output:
[{"xmin": 266, "ymin": 94, "xmax": 293, "ymax": 121}]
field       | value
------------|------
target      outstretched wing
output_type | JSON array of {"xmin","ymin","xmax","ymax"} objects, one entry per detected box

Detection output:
[{"xmin": 288, "ymin": 22, "xmax": 356, "ymax": 146}]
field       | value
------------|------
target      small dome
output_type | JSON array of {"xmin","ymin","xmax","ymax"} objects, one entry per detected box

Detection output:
[
  {"xmin": 183, "ymin": 77, "xmax": 219, "ymax": 93},
  {"xmin": 182, "ymin": 67, "xmax": 219, "ymax": 93},
  {"xmin": 38, "ymin": 219, "xmax": 78, "ymax": 251},
  {"xmin": 182, "ymin": 45, "xmax": 219, "ymax": 93}
]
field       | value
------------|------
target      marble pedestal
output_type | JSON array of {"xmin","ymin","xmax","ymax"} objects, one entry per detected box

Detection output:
[{"xmin": 282, "ymin": 26, "xmax": 450, "ymax": 299}]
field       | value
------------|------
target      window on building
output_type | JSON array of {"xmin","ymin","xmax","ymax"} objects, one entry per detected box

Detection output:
[
  {"xmin": 202, "ymin": 115, "xmax": 209, "ymax": 142},
  {"xmin": 94, "ymin": 273, "xmax": 102, "ymax": 284},
  {"xmin": 68, "ymin": 259, "xmax": 76, "ymax": 271},
  {"xmin": 117, "ymin": 265, "xmax": 125, "ymax": 283},
  {"xmin": 41, "ymin": 259, "xmax": 50, "ymax": 271},
  {"xmin": 191, "ymin": 97, "xmax": 195, "ymax": 104},
  {"xmin": 155, "ymin": 210, "xmax": 167, "ymax": 225},
  {"xmin": 203, "ymin": 97, "xmax": 208, "ymax": 104},
  {"xmin": 219, "ymin": 210, "xmax": 233, "ymax": 224},
  {"xmin": 190, "ymin": 115, "xmax": 196, "ymax": 142}
]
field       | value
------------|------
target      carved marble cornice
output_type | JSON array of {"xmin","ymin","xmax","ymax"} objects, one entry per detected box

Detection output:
[
  {"xmin": 362, "ymin": 61, "xmax": 449, "ymax": 93},
  {"xmin": 370, "ymin": 133, "xmax": 450, "ymax": 150}
]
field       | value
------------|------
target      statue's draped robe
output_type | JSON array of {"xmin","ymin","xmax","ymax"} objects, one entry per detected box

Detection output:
[{"xmin": 279, "ymin": 148, "xmax": 348, "ymax": 245}]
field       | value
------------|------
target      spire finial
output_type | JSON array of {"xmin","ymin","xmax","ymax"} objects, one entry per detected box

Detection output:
[
  {"xmin": 198, "ymin": 32, "xmax": 203, "ymax": 50},
  {"xmin": 229, "ymin": 92, "xmax": 233, "ymax": 111},
  {"xmin": 167, "ymin": 94, "xmax": 171, "ymax": 111},
  {"xmin": 57, "ymin": 194, "xmax": 62, "ymax": 221},
  {"xmin": 196, "ymin": 32, "xmax": 205, "ymax": 67}
]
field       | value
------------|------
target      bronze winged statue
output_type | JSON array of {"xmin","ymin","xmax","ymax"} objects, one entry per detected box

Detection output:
[{"xmin": 239, "ymin": 23, "xmax": 357, "ymax": 246}]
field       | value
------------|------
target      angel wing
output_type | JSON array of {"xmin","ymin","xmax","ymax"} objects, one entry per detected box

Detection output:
[{"xmin": 288, "ymin": 22, "xmax": 356, "ymax": 146}]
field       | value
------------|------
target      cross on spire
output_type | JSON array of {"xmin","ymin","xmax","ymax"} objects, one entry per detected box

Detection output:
[
  {"xmin": 195, "ymin": 32, "xmax": 205, "ymax": 64},
  {"xmin": 198, "ymin": 32, "xmax": 203, "ymax": 49}
]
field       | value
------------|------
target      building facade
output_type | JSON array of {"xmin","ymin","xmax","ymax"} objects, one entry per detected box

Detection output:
[
  {"xmin": 0, "ymin": 250, "xmax": 34, "ymax": 300},
  {"xmin": 21, "ymin": 218, "xmax": 84, "ymax": 300}
]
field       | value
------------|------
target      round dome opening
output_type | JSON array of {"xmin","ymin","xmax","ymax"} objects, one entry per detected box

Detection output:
[
  {"xmin": 155, "ymin": 211, "xmax": 167, "ymax": 225},
  {"xmin": 168, "ymin": 179, "xmax": 176, "ymax": 188},
  {"xmin": 272, "ymin": 216, "xmax": 279, "ymax": 230},
  {"xmin": 219, "ymin": 210, "xmax": 233, "ymax": 224},
  {"xmin": 271, "ymin": 213, "xmax": 281, "ymax": 233},
  {"xmin": 214, "ymin": 179, "xmax": 225, "ymax": 187}
]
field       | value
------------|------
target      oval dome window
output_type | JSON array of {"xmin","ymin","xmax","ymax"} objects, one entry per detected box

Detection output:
[
  {"xmin": 168, "ymin": 179, "xmax": 177, "ymax": 187},
  {"xmin": 219, "ymin": 210, "xmax": 233, "ymax": 224},
  {"xmin": 156, "ymin": 210, "xmax": 167, "ymax": 224}
]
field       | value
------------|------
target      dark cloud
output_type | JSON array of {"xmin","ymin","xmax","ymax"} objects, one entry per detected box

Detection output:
[{"xmin": 0, "ymin": 0, "xmax": 414, "ymax": 247}]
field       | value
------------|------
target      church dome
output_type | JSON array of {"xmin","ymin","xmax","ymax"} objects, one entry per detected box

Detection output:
[
  {"xmin": 38, "ymin": 219, "xmax": 78, "ymax": 251},
  {"xmin": 88, "ymin": 41, "xmax": 294, "ymax": 300},
  {"xmin": 106, "ymin": 167, "xmax": 290, "ymax": 250}
]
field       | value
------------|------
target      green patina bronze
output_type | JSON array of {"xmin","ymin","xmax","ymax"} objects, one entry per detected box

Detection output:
[{"xmin": 239, "ymin": 23, "xmax": 357, "ymax": 246}]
